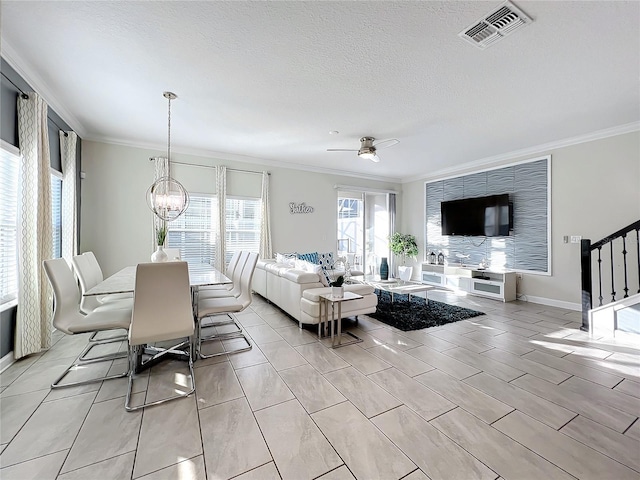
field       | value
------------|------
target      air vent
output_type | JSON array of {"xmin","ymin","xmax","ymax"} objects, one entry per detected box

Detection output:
[{"xmin": 459, "ymin": 1, "xmax": 532, "ymax": 49}]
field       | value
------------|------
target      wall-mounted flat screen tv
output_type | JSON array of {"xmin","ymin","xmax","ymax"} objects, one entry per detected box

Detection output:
[{"xmin": 441, "ymin": 194, "xmax": 512, "ymax": 237}]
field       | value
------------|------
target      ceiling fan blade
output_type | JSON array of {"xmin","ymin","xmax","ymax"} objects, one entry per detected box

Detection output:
[
  {"xmin": 373, "ymin": 138, "xmax": 399, "ymax": 150},
  {"xmin": 327, "ymin": 148, "xmax": 358, "ymax": 152}
]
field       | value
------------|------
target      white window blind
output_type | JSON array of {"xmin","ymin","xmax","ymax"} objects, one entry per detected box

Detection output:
[
  {"xmin": 51, "ymin": 172, "xmax": 62, "ymax": 259},
  {"xmin": 167, "ymin": 194, "xmax": 262, "ymax": 268},
  {"xmin": 0, "ymin": 147, "xmax": 20, "ymax": 307},
  {"xmin": 225, "ymin": 196, "xmax": 261, "ymax": 264},
  {"xmin": 167, "ymin": 194, "xmax": 218, "ymax": 269}
]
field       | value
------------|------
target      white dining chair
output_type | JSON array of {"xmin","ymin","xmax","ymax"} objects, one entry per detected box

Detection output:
[
  {"xmin": 73, "ymin": 252, "xmax": 132, "ymax": 314},
  {"xmin": 198, "ymin": 250, "xmax": 248, "ymax": 299},
  {"xmin": 196, "ymin": 252, "xmax": 258, "ymax": 358},
  {"xmin": 198, "ymin": 250, "xmax": 242, "ymax": 296},
  {"xmin": 125, "ymin": 261, "xmax": 196, "ymax": 411},
  {"xmin": 43, "ymin": 258, "xmax": 132, "ymax": 389}
]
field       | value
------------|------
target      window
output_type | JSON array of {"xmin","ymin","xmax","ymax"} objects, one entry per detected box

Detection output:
[
  {"xmin": 225, "ymin": 197, "xmax": 261, "ymax": 263},
  {"xmin": 166, "ymin": 193, "xmax": 262, "ymax": 268},
  {"xmin": 167, "ymin": 194, "xmax": 218, "ymax": 269},
  {"xmin": 0, "ymin": 146, "xmax": 20, "ymax": 308},
  {"xmin": 51, "ymin": 172, "xmax": 62, "ymax": 259}
]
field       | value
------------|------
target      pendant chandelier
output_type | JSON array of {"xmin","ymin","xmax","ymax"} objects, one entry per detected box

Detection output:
[{"xmin": 146, "ymin": 91, "xmax": 189, "ymax": 222}]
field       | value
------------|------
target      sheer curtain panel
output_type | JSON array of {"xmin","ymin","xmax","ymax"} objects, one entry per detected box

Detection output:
[
  {"xmin": 16, "ymin": 93, "xmax": 53, "ymax": 359},
  {"xmin": 60, "ymin": 131, "xmax": 77, "ymax": 261},
  {"xmin": 260, "ymin": 171, "xmax": 272, "ymax": 259},
  {"xmin": 215, "ymin": 165, "xmax": 227, "ymax": 271}
]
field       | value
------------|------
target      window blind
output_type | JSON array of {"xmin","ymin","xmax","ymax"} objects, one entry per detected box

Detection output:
[
  {"xmin": 225, "ymin": 197, "xmax": 261, "ymax": 264},
  {"xmin": 167, "ymin": 194, "xmax": 218, "ymax": 268},
  {"xmin": 0, "ymin": 148, "xmax": 20, "ymax": 307}
]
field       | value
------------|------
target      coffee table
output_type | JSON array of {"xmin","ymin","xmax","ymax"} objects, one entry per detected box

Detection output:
[{"xmin": 349, "ymin": 276, "xmax": 435, "ymax": 303}]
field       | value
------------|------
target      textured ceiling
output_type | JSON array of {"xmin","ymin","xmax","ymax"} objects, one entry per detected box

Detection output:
[{"xmin": 2, "ymin": 1, "xmax": 639, "ymax": 182}]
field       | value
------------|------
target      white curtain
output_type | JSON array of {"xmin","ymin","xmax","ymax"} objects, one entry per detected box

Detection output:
[
  {"xmin": 151, "ymin": 157, "xmax": 168, "ymax": 248},
  {"xmin": 215, "ymin": 165, "xmax": 227, "ymax": 271},
  {"xmin": 260, "ymin": 171, "xmax": 272, "ymax": 259},
  {"xmin": 60, "ymin": 131, "xmax": 78, "ymax": 262},
  {"xmin": 15, "ymin": 93, "xmax": 53, "ymax": 359}
]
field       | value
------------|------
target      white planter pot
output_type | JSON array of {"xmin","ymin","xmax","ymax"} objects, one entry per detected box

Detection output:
[
  {"xmin": 331, "ymin": 286, "xmax": 344, "ymax": 298},
  {"xmin": 398, "ymin": 266, "xmax": 413, "ymax": 282},
  {"xmin": 151, "ymin": 245, "xmax": 168, "ymax": 263}
]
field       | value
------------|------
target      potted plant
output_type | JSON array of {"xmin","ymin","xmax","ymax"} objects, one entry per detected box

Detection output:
[
  {"xmin": 151, "ymin": 223, "xmax": 168, "ymax": 262},
  {"xmin": 389, "ymin": 232, "xmax": 418, "ymax": 282},
  {"xmin": 330, "ymin": 275, "xmax": 344, "ymax": 298}
]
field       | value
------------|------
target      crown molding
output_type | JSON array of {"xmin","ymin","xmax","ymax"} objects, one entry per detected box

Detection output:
[
  {"xmin": 1, "ymin": 40, "xmax": 87, "ymax": 138},
  {"xmin": 401, "ymin": 121, "xmax": 640, "ymax": 184},
  {"xmin": 84, "ymin": 134, "xmax": 403, "ymax": 185}
]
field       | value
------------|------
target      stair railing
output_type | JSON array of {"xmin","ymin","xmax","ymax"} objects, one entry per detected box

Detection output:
[{"xmin": 580, "ymin": 220, "xmax": 640, "ymax": 331}]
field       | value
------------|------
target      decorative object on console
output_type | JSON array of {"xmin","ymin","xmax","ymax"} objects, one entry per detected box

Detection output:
[
  {"xmin": 330, "ymin": 275, "xmax": 344, "ymax": 298},
  {"xmin": 428, "ymin": 251, "xmax": 437, "ymax": 264},
  {"xmin": 390, "ymin": 232, "xmax": 418, "ymax": 281},
  {"xmin": 146, "ymin": 92, "xmax": 189, "ymax": 222},
  {"xmin": 437, "ymin": 252, "xmax": 445, "ymax": 265},
  {"xmin": 370, "ymin": 290, "xmax": 484, "ymax": 331},
  {"xmin": 151, "ymin": 224, "xmax": 168, "ymax": 263},
  {"xmin": 380, "ymin": 257, "xmax": 389, "ymax": 280}
]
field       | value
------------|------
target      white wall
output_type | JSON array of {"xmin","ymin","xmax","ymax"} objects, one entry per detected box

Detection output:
[
  {"xmin": 400, "ymin": 131, "xmax": 640, "ymax": 309},
  {"xmin": 80, "ymin": 141, "xmax": 400, "ymax": 276}
]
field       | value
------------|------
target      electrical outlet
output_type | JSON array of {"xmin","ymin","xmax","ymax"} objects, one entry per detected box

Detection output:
[{"xmin": 570, "ymin": 235, "xmax": 582, "ymax": 244}]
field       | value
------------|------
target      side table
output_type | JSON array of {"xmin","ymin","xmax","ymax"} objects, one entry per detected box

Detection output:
[{"xmin": 319, "ymin": 291, "xmax": 363, "ymax": 348}]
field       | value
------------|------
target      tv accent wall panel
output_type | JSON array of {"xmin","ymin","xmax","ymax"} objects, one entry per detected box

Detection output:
[{"xmin": 424, "ymin": 157, "xmax": 550, "ymax": 274}]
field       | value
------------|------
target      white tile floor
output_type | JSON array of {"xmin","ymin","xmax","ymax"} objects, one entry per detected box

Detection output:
[{"xmin": 1, "ymin": 290, "xmax": 639, "ymax": 480}]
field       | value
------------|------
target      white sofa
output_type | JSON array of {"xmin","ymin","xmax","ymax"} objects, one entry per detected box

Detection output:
[{"xmin": 253, "ymin": 259, "xmax": 378, "ymax": 328}]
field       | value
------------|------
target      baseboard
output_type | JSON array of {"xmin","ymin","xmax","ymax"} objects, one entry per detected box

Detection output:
[
  {"xmin": 0, "ymin": 351, "xmax": 15, "ymax": 373},
  {"xmin": 522, "ymin": 295, "xmax": 581, "ymax": 312}
]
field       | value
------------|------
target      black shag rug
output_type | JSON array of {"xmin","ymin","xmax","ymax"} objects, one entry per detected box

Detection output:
[{"xmin": 369, "ymin": 289, "xmax": 485, "ymax": 331}]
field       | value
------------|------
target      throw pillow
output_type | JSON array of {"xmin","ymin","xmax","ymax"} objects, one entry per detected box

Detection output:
[
  {"xmin": 317, "ymin": 252, "xmax": 334, "ymax": 269},
  {"xmin": 310, "ymin": 264, "xmax": 329, "ymax": 287},
  {"xmin": 297, "ymin": 252, "xmax": 319, "ymax": 264},
  {"xmin": 320, "ymin": 267, "xmax": 332, "ymax": 287},
  {"xmin": 276, "ymin": 252, "xmax": 297, "ymax": 266}
]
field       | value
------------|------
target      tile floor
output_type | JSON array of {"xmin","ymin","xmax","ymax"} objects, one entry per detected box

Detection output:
[{"xmin": 1, "ymin": 290, "xmax": 639, "ymax": 480}]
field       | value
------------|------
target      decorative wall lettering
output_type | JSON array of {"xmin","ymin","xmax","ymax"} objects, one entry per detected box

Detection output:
[{"xmin": 289, "ymin": 202, "xmax": 314, "ymax": 214}]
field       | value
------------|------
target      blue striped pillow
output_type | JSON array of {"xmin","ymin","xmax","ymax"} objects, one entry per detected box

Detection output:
[{"xmin": 297, "ymin": 252, "xmax": 319, "ymax": 264}]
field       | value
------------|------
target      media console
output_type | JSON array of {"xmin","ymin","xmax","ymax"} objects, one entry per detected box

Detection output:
[{"xmin": 421, "ymin": 264, "xmax": 516, "ymax": 302}]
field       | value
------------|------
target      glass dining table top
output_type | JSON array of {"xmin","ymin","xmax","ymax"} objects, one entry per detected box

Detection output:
[{"xmin": 84, "ymin": 263, "xmax": 231, "ymax": 296}]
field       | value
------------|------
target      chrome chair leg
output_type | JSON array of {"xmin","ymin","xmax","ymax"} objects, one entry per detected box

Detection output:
[
  {"xmin": 51, "ymin": 348, "xmax": 128, "ymax": 389},
  {"xmin": 78, "ymin": 336, "xmax": 127, "ymax": 363},
  {"xmin": 197, "ymin": 313, "xmax": 252, "ymax": 359}
]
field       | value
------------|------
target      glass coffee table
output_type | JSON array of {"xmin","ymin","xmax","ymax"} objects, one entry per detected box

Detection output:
[{"xmin": 348, "ymin": 275, "xmax": 435, "ymax": 303}]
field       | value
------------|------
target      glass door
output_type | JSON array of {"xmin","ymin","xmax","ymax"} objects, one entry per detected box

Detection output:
[{"xmin": 337, "ymin": 191, "xmax": 394, "ymax": 276}]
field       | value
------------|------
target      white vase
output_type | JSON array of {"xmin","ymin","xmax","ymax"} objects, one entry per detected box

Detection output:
[
  {"xmin": 331, "ymin": 286, "xmax": 344, "ymax": 298},
  {"xmin": 398, "ymin": 266, "xmax": 413, "ymax": 282},
  {"xmin": 151, "ymin": 245, "xmax": 168, "ymax": 263}
]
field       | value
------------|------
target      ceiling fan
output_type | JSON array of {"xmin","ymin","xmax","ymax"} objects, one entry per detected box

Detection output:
[{"xmin": 327, "ymin": 136, "xmax": 400, "ymax": 163}]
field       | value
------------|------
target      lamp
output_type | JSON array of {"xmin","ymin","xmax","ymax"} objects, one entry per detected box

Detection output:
[
  {"xmin": 147, "ymin": 92, "xmax": 189, "ymax": 222},
  {"xmin": 357, "ymin": 138, "xmax": 380, "ymax": 162}
]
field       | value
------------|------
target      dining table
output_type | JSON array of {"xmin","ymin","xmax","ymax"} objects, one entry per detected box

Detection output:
[{"xmin": 84, "ymin": 262, "xmax": 232, "ymax": 366}]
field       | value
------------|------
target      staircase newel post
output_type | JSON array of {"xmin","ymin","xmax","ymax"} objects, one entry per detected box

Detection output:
[{"xmin": 580, "ymin": 239, "xmax": 592, "ymax": 332}]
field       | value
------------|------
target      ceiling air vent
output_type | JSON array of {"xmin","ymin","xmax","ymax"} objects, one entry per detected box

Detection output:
[{"xmin": 459, "ymin": 1, "xmax": 532, "ymax": 49}]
